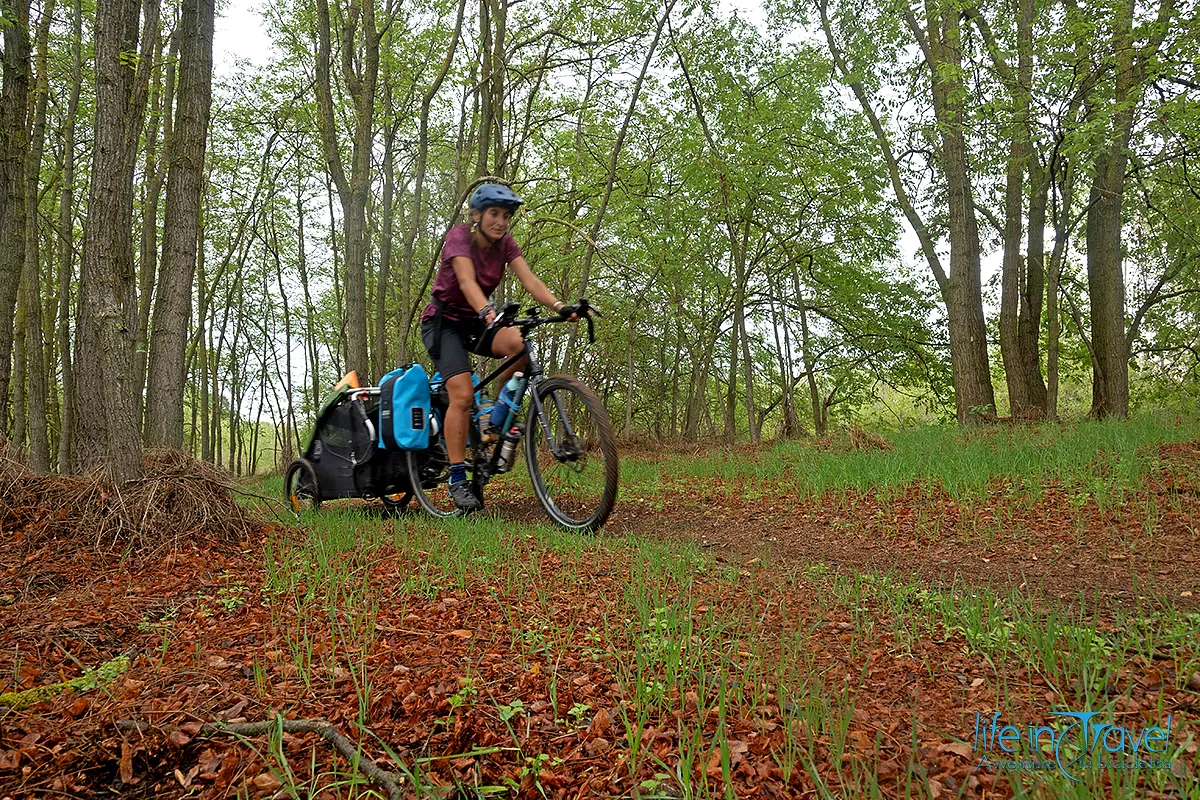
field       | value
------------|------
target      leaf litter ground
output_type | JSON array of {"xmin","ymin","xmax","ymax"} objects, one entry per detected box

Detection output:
[{"xmin": 1, "ymin": 438, "xmax": 1198, "ymax": 799}]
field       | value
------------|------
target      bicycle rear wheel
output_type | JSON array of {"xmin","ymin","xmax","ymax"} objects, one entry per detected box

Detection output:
[
  {"xmin": 525, "ymin": 376, "xmax": 618, "ymax": 531},
  {"xmin": 284, "ymin": 458, "xmax": 321, "ymax": 513},
  {"xmin": 406, "ymin": 441, "xmax": 464, "ymax": 518}
]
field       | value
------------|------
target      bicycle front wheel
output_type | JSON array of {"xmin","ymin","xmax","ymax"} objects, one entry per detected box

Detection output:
[{"xmin": 525, "ymin": 376, "xmax": 619, "ymax": 531}]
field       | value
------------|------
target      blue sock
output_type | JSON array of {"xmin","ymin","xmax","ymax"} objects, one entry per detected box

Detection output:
[{"xmin": 449, "ymin": 462, "xmax": 467, "ymax": 484}]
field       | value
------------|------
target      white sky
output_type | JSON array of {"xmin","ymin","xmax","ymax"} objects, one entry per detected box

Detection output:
[
  {"xmin": 213, "ymin": 0, "xmax": 772, "ymax": 72},
  {"xmin": 214, "ymin": 0, "xmax": 273, "ymax": 72}
]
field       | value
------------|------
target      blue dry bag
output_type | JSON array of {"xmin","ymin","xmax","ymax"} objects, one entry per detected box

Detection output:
[{"xmin": 378, "ymin": 364, "xmax": 431, "ymax": 450}]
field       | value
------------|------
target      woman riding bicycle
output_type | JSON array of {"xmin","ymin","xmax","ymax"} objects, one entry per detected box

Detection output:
[{"xmin": 421, "ymin": 183, "xmax": 578, "ymax": 512}]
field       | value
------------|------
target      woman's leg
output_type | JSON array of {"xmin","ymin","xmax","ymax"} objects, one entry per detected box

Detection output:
[
  {"xmin": 489, "ymin": 327, "xmax": 528, "ymax": 385},
  {"xmin": 421, "ymin": 317, "xmax": 478, "ymax": 479},
  {"xmin": 443, "ymin": 372, "xmax": 474, "ymax": 464}
]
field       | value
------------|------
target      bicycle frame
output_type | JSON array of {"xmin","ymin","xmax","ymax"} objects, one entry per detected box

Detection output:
[{"xmin": 467, "ymin": 329, "xmax": 579, "ymax": 478}]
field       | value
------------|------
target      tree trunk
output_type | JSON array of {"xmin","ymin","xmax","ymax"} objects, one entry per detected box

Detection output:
[
  {"xmin": 474, "ymin": 0, "xmax": 493, "ymax": 177},
  {"xmin": 566, "ymin": 0, "xmax": 676, "ymax": 373},
  {"xmin": 189, "ymin": 195, "xmax": 206, "ymax": 452},
  {"xmin": 373, "ymin": 116, "xmax": 395, "ymax": 381},
  {"xmin": 793, "ymin": 269, "xmax": 824, "ymax": 437},
  {"xmin": 998, "ymin": 113, "xmax": 1031, "ymax": 418},
  {"xmin": 1086, "ymin": 148, "xmax": 1131, "ymax": 418},
  {"xmin": 823, "ymin": 0, "xmax": 994, "ymax": 424},
  {"xmin": 735, "ymin": 215, "xmax": 757, "ymax": 443},
  {"xmin": 270, "ymin": 210, "xmax": 298, "ymax": 461},
  {"xmin": 145, "ymin": 0, "xmax": 214, "ymax": 448},
  {"xmin": 670, "ymin": 304, "xmax": 682, "ymax": 438},
  {"xmin": 197, "ymin": 248, "xmax": 210, "ymax": 461},
  {"xmin": 623, "ymin": 313, "xmax": 635, "ymax": 438},
  {"xmin": 724, "ymin": 322, "xmax": 737, "ymax": 441},
  {"xmin": 12, "ymin": 293, "xmax": 25, "ymax": 452},
  {"xmin": 0, "ymin": 0, "xmax": 32, "ymax": 437},
  {"xmin": 1085, "ymin": 0, "xmax": 1136, "ymax": 419},
  {"xmin": 312, "ymin": 0, "xmax": 378, "ymax": 381},
  {"xmin": 228, "ymin": 293, "xmax": 245, "ymax": 474},
  {"xmin": 1019, "ymin": 158, "xmax": 1049, "ymax": 415},
  {"xmin": 399, "ymin": 0, "xmax": 467, "ymax": 351},
  {"xmin": 770, "ymin": 277, "xmax": 797, "ymax": 438},
  {"xmin": 1013, "ymin": 0, "xmax": 1046, "ymax": 417},
  {"xmin": 73, "ymin": 0, "xmax": 158, "ymax": 480},
  {"xmin": 18, "ymin": 0, "xmax": 54, "ymax": 471},
  {"xmin": 488, "ymin": 0, "xmax": 506, "ymax": 174},
  {"xmin": 1084, "ymin": 0, "xmax": 1172, "ymax": 417},
  {"xmin": 55, "ymin": 0, "xmax": 83, "ymax": 470},
  {"xmin": 296, "ymin": 177, "xmax": 320, "ymax": 409},
  {"xmin": 134, "ymin": 26, "xmax": 172, "ymax": 432},
  {"xmin": 1045, "ymin": 152, "xmax": 1075, "ymax": 420},
  {"xmin": 926, "ymin": 5, "xmax": 995, "ymax": 423},
  {"xmin": 984, "ymin": 0, "xmax": 1045, "ymax": 420},
  {"xmin": 211, "ymin": 269, "xmax": 241, "ymax": 464}
]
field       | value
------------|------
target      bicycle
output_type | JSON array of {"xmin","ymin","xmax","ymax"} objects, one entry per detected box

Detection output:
[{"xmin": 406, "ymin": 298, "xmax": 619, "ymax": 531}]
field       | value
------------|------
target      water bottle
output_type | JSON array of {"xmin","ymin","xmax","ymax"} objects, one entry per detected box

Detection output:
[
  {"xmin": 490, "ymin": 372, "xmax": 524, "ymax": 429},
  {"xmin": 496, "ymin": 427, "xmax": 520, "ymax": 472}
]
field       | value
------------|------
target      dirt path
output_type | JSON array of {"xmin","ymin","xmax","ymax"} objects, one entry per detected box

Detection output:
[{"xmin": 591, "ymin": 439, "xmax": 1200, "ymax": 613}]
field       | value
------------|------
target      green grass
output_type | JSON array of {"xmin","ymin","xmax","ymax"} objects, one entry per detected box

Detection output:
[
  {"xmin": 251, "ymin": 516, "xmax": 1197, "ymax": 798},
  {"xmin": 234, "ymin": 416, "xmax": 1198, "ymax": 798},
  {"xmin": 622, "ymin": 412, "xmax": 1200, "ymax": 507}
]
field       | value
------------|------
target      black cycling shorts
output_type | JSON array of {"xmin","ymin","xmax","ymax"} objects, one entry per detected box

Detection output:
[{"xmin": 421, "ymin": 316, "xmax": 501, "ymax": 380}]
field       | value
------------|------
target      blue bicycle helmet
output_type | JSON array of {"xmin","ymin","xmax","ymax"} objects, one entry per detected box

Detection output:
[{"xmin": 469, "ymin": 183, "xmax": 524, "ymax": 211}]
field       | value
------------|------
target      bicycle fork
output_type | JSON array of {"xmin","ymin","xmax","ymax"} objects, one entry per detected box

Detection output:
[{"xmin": 529, "ymin": 379, "xmax": 582, "ymax": 462}]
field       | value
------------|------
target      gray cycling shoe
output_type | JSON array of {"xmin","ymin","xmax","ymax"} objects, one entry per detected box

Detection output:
[{"xmin": 448, "ymin": 480, "xmax": 482, "ymax": 511}]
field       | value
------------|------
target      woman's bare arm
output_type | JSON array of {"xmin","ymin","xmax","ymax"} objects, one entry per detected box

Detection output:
[
  {"xmin": 508, "ymin": 256, "xmax": 561, "ymax": 309},
  {"xmin": 449, "ymin": 256, "xmax": 491, "ymax": 316}
]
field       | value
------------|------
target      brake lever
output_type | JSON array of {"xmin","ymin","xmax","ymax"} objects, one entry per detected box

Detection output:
[{"xmin": 578, "ymin": 297, "xmax": 597, "ymax": 343}]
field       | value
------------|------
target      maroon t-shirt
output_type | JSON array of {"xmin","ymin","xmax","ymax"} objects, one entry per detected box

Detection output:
[{"xmin": 421, "ymin": 224, "xmax": 522, "ymax": 323}]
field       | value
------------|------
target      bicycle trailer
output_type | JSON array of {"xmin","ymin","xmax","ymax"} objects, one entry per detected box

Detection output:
[{"xmin": 284, "ymin": 371, "xmax": 413, "ymax": 512}]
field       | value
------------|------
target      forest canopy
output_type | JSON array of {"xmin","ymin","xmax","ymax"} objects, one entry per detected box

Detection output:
[{"xmin": 0, "ymin": 0, "xmax": 1197, "ymax": 477}]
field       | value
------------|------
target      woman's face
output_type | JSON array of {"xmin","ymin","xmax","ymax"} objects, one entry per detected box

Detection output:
[{"xmin": 475, "ymin": 206, "xmax": 514, "ymax": 240}]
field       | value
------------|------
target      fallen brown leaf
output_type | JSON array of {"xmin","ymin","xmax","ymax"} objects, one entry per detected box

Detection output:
[
  {"xmin": 589, "ymin": 707, "xmax": 610, "ymax": 737},
  {"xmin": 937, "ymin": 741, "xmax": 973, "ymax": 759},
  {"xmin": 119, "ymin": 740, "xmax": 133, "ymax": 783},
  {"xmin": 253, "ymin": 771, "xmax": 282, "ymax": 791}
]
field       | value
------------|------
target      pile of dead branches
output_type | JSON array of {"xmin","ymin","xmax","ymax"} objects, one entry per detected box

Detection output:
[
  {"xmin": 1, "ymin": 449, "xmax": 261, "ymax": 551},
  {"xmin": 817, "ymin": 425, "xmax": 893, "ymax": 454},
  {"xmin": 0, "ymin": 433, "xmax": 25, "ymax": 479}
]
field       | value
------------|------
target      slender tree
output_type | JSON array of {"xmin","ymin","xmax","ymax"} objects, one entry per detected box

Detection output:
[
  {"xmin": 1082, "ymin": 0, "xmax": 1175, "ymax": 417},
  {"xmin": 54, "ymin": 0, "xmax": 83, "ymax": 469},
  {"xmin": 19, "ymin": 0, "xmax": 55, "ymax": 470},
  {"xmin": 0, "ymin": 0, "xmax": 32, "ymax": 437},
  {"xmin": 145, "ymin": 0, "xmax": 215, "ymax": 448},
  {"xmin": 818, "ymin": 0, "xmax": 995, "ymax": 424},
  {"xmin": 312, "ymin": 0, "xmax": 383, "ymax": 380}
]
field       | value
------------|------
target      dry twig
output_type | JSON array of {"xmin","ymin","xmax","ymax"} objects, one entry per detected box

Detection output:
[{"xmin": 204, "ymin": 718, "xmax": 406, "ymax": 800}]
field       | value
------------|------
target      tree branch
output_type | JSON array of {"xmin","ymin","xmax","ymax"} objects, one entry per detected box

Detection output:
[
  {"xmin": 818, "ymin": 0, "xmax": 949, "ymax": 294},
  {"xmin": 117, "ymin": 717, "xmax": 408, "ymax": 800}
]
